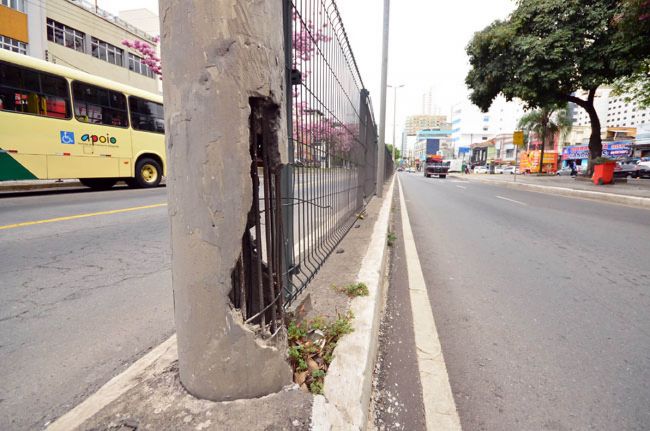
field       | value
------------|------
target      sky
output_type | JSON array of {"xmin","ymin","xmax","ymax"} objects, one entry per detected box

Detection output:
[{"xmin": 100, "ymin": 0, "xmax": 516, "ymax": 137}]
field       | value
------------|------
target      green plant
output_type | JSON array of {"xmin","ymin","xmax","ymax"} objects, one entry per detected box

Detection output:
[
  {"xmin": 310, "ymin": 381, "xmax": 324, "ymax": 395},
  {"xmin": 341, "ymin": 282, "xmax": 369, "ymax": 297},
  {"xmin": 593, "ymin": 157, "xmax": 615, "ymax": 165},
  {"xmin": 387, "ymin": 231, "xmax": 397, "ymax": 247},
  {"xmin": 286, "ymin": 311, "xmax": 355, "ymax": 394},
  {"xmin": 466, "ymin": 0, "xmax": 650, "ymax": 168}
]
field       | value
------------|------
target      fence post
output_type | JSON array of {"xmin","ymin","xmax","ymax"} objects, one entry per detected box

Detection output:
[{"xmin": 160, "ymin": 0, "xmax": 292, "ymax": 401}]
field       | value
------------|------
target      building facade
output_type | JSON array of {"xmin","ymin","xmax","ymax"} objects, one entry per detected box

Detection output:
[
  {"xmin": 572, "ymin": 87, "xmax": 650, "ymax": 130},
  {"xmin": 451, "ymin": 96, "xmax": 526, "ymax": 155},
  {"xmin": 404, "ymin": 115, "xmax": 448, "ymax": 136},
  {"xmin": 0, "ymin": 0, "xmax": 160, "ymax": 93}
]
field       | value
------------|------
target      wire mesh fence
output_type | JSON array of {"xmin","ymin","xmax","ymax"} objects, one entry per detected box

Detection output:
[{"xmin": 282, "ymin": 0, "xmax": 391, "ymax": 306}]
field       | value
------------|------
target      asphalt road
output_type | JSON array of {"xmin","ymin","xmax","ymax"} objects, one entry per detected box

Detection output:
[
  {"xmin": 382, "ymin": 172, "xmax": 650, "ymax": 430},
  {"xmin": 0, "ymin": 186, "xmax": 174, "ymax": 430}
]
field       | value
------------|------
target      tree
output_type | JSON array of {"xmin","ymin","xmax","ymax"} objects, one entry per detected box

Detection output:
[
  {"xmin": 466, "ymin": 0, "xmax": 650, "ymax": 173},
  {"xmin": 385, "ymin": 144, "xmax": 401, "ymax": 161},
  {"xmin": 517, "ymin": 104, "xmax": 573, "ymax": 174},
  {"xmin": 122, "ymin": 37, "xmax": 162, "ymax": 77}
]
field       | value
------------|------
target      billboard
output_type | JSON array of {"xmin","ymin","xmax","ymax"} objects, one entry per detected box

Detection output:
[
  {"xmin": 562, "ymin": 142, "xmax": 632, "ymax": 160},
  {"xmin": 425, "ymin": 139, "xmax": 440, "ymax": 156}
]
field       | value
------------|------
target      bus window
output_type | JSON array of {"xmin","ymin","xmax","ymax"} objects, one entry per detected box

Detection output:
[
  {"xmin": 0, "ymin": 61, "xmax": 71, "ymax": 119},
  {"xmin": 129, "ymin": 96, "xmax": 164, "ymax": 134},
  {"xmin": 72, "ymin": 81, "xmax": 128, "ymax": 127}
]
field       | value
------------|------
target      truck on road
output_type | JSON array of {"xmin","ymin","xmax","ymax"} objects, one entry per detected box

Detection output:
[{"xmin": 424, "ymin": 154, "xmax": 449, "ymax": 178}]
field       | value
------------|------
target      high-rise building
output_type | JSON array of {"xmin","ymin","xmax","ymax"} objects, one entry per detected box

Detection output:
[
  {"xmin": 404, "ymin": 115, "xmax": 448, "ymax": 136},
  {"xmin": 571, "ymin": 87, "xmax": 650, "ymax": 130},
  {"xmin": 451, "ymin": 96, "xmax": 526, "ymax": 154},
  {"xmin": 0, "ymin": 0, "xmax": 160, "ymax": 93}
]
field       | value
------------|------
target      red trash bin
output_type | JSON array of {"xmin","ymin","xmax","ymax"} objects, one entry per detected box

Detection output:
[{"xmin": 592, "ymin": 162, "xmax": 616, "ymax": 185}]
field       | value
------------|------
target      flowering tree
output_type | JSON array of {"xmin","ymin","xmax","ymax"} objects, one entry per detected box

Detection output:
[
  {"xmin": 292, "ymin": 13, "xmax": 358, "ymax": 158},
  {"xmin": 122, "ymin": 36, "xmax": 162, "ymax": 77}
]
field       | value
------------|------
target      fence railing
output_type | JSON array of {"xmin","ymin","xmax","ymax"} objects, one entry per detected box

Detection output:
[
  {"xmin": 282, "ymin": 0, "xmax": 389, "ymax": 306},
  {"xmin": 232, "ymin": 0, "xmax": 391, "ymax": 332}
]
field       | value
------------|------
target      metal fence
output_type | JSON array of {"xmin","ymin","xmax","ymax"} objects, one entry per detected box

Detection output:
[
  {"xmin": 231, "ymin": 0, "xmax": 391, "ymax": 333},
  {"xmin": 282, "ymin": 0, "xmax": 391, "ymax": 306}
]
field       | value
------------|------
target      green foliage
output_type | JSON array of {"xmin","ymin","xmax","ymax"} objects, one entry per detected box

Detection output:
[
  {"xmin": 286, "ymin": 311, "xmax": 355, "ymax": 394},
  {"xmin": 467, "ymin": 0, "xmax": 650, "ymax": 110},
  {"xmin": 387, "ymin": 231, "xmax": 397, "ymax": 247},
  {"xmin": 593, "ymin": 157, "xmax": 615, "ymax": 165},
  {"xmin": 612, "ymin": 60, "xmax": 650, "ymax": 108},
  {"xmin": 386, "ymin": 144, "xmax": 401, "ymax": 161},
  {"xmin": 341, "ymin": 282, "xmax": 369, "ymax": 297},
  {"xmin": 466, "ymin": 0, "xmax": 650, "ymax": 158},
  {"xmin": 517, "ymin": 104, "xmax": 573, "ymax": 147},
  {"xmin": 309, "ymin": 381, "xmax": 324, "ymax": 395}
]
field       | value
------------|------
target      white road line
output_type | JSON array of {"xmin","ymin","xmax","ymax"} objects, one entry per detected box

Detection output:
[
  {"xmin": 496, "ymin": 195, "xmax": 527, "ymax": 206},
  {"xmin": 398, "ymin": 178, "xmax": 462, "ymax": 431},
  {"xmin": 456, "ymin": 185, "xmax": 467, "ymax": 190}
]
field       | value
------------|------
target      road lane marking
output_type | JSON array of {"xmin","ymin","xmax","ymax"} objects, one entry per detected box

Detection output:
[
  {"xmin": 456, "ymin": 185, "xmax": 467, "ymax": 190},
  {"xmin": 0, "ymin": 203, "xmax": 168, "ymax": 231},
  {"xmin": 496, "ymin": 195, "xmax": 527, "ymax": 206},
  {"xmin": 398, "ymin": 178, "xmax": 462, "ymax": 431}
]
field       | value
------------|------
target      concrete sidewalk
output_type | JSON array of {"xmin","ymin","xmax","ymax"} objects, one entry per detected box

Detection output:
[
  {"xmin": 45, "ymin": 179, "xmax": 396, "ymax": 431},
  {"xmin": 451, "ymin": 173, "xmax": 650, "ymax": 209},
  {"xmin": 0, "ymin": 179, "xmax": 83, "ymax": 192}
]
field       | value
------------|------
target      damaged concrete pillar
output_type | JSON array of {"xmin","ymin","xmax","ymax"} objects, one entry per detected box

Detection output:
[{"xmin": 159, "ymin": 0, "xmax": 292, "ymax": 400}]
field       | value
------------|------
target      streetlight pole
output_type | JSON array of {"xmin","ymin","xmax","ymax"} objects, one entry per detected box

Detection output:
[
  {"xmin": 388, "ymin": 84, "xmax": 404, "ymax": 165},
  {"xmin": 376, "ymin": 0, "xmax": 390, "ymax": 197}
]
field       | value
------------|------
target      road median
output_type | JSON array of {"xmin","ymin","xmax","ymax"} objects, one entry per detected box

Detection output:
[{"xmin": 452, "ymin": 174, "xmax": 650, "ymax": 209}]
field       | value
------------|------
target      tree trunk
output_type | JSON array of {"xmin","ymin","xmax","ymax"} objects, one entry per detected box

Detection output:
[
  {"xmin": 539, "ymin": 114, "xmax": 547, "ymax": 175},
  {"xmin": 584, "ymin": 100, "xmax": 602, "ymax": 176},
  {"xmin": 567, "ymin": 88, "xmax": 602, "ymax": 176}
]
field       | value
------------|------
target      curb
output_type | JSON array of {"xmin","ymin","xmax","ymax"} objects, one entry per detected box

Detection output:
[
  {"xmin": 0, "ymin": 181, "xmax": 83, "ymax": 192},
  {"xmin": 311, "ymin": 177, "xmax": 395, "ymax": 431},
  {"xmin": 451, "ymin": 175, "xmax": 650, "ymax": 210}
]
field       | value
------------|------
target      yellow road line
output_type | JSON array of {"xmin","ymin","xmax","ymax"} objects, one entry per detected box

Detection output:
[{"xmin": 0, "ymin": 203, "xmax": 168, "ymax": 231}]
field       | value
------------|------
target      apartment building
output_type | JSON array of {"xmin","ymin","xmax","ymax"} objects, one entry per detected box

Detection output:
[
  {"xmin": 572, "ymin": 88, "xmax": 650, "ymax": 130},
  {"xmin": 0, "ymin": 0, "xmax": 160, "ymax": 93}
]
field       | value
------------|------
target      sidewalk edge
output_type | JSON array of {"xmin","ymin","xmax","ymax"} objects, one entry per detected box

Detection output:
[
  {"xmin": 0, "ymin": 181, "xmax": 83, "ymax": 192},
  {"xmin": 311, "ymin": 177, "xmax": 395, "ymax": 431},
  {"xmin": 451, "ymin": 175, "xmax": 650, "ymax": 209},
  {"xmin": 46, "ymin": 335, "xmax": 178, "ymax": 431}
]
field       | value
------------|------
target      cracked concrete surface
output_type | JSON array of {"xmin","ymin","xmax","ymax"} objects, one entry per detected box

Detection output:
[{"xmin": 0, "ymin": 187, "xmax": 174, "ymax": 430}]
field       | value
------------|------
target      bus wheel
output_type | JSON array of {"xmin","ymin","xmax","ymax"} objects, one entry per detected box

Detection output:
[
  {"xmin": 135, "ymin": 158, "xmax": 162, "ymax": 188},
  {"xmin": 79, "ymin": 178, "xmax": 117, "ymax": 190}
]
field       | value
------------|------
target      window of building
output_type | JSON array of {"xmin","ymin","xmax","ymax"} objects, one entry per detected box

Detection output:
[
  {"xmin": 127, "ymin": 53, "xmax": 154, "ymax": 78},
  {"xmin": 129, "ymin": 96, "xmax": 164, "ymax": 134},
  {"xmin": 90, "ymin": 37, "xmax": 123, "ymax": 66},
  {"xmin": 0, "ymin": 61, "xmax": 71, "ymax": 118},
  {"xmin": 47, "ymin": 19, "xmax": 86, "ymax": 53},
  {"xmin": 72, "ymin": 81, "xmax": 128, "ymax": 127},
  {"xmin": 0, "ymin": 35, "xmax": 27, "ymax": 55},
  {"xmin": 0, "ymin": 0, "xmax": 26, "ymax": 12}
]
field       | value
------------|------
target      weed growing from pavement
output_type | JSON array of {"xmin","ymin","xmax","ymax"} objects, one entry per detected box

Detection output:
[
  {"xmin": 337, "ymin": 282, "xmax": 369, "ymax": 297},
  {"xmin": 387, "ymin": 231, "xmax": 397, "ymax": 247},
  {"xmin": 287, "ymin": 311, "xmax": 354, "ymax": 394}
]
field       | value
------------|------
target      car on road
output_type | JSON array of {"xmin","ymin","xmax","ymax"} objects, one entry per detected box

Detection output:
[
  {"xmin": 494, "ymin": 166, "xmax": 505, "ymax": 174},
  {"xmin": 502, "ymin": 166, "xmax": 518, "ymax": 175},
  {"xmin": 634, "ymin": 163, "xmax": 650, "ymax": 179},
  {"xmin": 407, "ymin": 167, "xmax": 415, "ymax": 173},
  {"xmin": 473, "ymin": 165, "xmax": 489, "ymax": 174},
  {"xmin": 556, "ymin": 166, "xmax": 576, "ymax": 176},
  {"xmin": 614, "ymin": 160, "xmax": 638, "ymax": 178}
]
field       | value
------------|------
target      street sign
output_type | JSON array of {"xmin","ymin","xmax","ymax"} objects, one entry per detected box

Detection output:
[{"xmin": 513, "ymin": 130, "xmax": 524, "ymax": 147}]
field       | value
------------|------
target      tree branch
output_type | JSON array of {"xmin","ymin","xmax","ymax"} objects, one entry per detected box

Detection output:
[{"xmin": 565, "ymin": 94, "xmax": 589, "ymax": 109}]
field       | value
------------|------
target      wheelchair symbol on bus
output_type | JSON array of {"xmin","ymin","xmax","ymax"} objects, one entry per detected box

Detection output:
[{"xmin": 60, "ymin": 131, "xmax": 75, "ymax": 145}]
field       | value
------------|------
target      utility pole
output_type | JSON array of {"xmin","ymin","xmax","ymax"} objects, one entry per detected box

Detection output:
[
  {"xmin": 376, "ymin": 0, "xmax": 390, "ymax": 197},
  {"xmin": 159, "ymin": 0, "xmax": 291, "ymax": 401},
  {"xmin": 389, "ymin": 84, "xmax": 404, "ymax": 165}
]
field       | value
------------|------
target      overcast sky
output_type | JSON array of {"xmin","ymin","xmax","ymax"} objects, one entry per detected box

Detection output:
[{"xmin": 101, "ymin": 0, "xmax": 515, "ymax": 135}]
